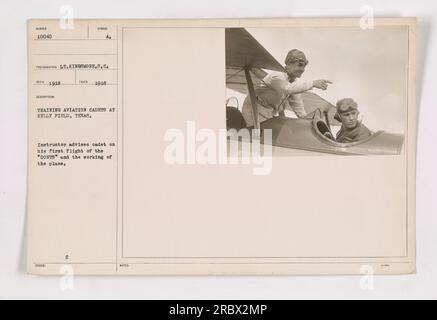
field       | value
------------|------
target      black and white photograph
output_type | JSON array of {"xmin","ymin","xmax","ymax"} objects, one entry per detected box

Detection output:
[{"xmin": 226, "ymin": 26, "xmax": 408, "ymax": 155}]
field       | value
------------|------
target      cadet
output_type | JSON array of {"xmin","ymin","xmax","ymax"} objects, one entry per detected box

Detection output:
[
  {"xmin": 334, "ymin": 98, "xmax": 372, "ymax": 143},
  {"xmin": 242, "ymin": 49, "xmax": 332, "ymax": 127}
]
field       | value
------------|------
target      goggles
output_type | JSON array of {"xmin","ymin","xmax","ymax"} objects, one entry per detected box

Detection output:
[
  {"xmin": 288, "ymin": 58, "xmax": 308, "ymax": 67},
  {"xmin": 338, "ymin": 105, "xmax": 358, "ymax": 113}
]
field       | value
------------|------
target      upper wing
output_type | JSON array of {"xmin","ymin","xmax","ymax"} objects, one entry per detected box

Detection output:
[
  {"xmin": 226, "ymin": 28, "xmax": 285, "ymax": 71},
  {"xmin": 226, "ymin": 28, "xmax": 284, "ymax": 95}
]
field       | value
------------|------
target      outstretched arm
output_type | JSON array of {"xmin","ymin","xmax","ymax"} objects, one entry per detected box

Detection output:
[
  {"xmin": 266, "ymin": 73, "xmax": 332, "ymax": 94},
  {"xmin": 267, "ymin": 74, "xmax": 312, "ymax": 94}
]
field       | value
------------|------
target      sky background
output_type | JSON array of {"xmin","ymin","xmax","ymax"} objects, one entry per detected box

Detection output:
[{"xmin": 227, "ymin": 26, "xmax": 409, "ymax": 134}]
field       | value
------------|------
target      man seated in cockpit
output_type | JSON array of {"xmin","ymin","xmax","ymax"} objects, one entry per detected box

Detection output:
[{"xmin": 334, "ymin": 98, "xmax": 372, "ymax": 143}]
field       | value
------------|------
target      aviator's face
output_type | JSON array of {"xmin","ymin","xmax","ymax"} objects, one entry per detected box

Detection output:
[
  {"xmin": 285, "ymin": 61, "xmax": 307, "ymax": 79},
  {"xmin": 339, "ymin": 110, "xmax": 359, "ymax": 129}
]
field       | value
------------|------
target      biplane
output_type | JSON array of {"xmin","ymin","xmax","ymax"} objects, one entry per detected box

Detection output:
[{"xmin": 225, "ymin": 28, "xmax": 404, "ymax": 155}]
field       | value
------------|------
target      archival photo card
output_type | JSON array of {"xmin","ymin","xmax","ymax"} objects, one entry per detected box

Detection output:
[{"xmin": 27, "ymin": 18, "xmax": 416, "ymax": 275}]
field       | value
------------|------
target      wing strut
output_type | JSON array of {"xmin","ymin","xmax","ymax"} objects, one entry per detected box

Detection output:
[{"xmin": 244, "ymin": 67, "xmax": 260, "ymax": 129}]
